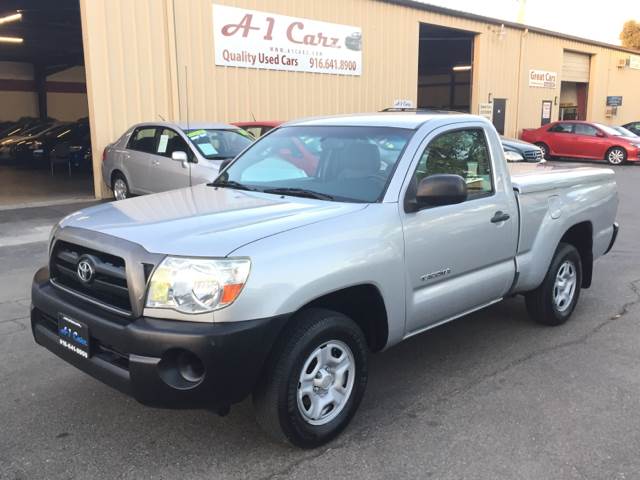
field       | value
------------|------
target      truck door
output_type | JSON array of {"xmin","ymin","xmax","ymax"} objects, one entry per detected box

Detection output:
[{"xmin": 400, "ymin": 124, "xmax": 519, "ymax": 335}]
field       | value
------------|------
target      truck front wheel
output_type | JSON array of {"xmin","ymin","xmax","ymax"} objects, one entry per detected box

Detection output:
[
  {"xmin": 253, "ymin": 308, "xmax": 368, "ymax": 448},
  {"xmin": 525, "ymin": 242, "xmax": 582, "ymax": 326}
]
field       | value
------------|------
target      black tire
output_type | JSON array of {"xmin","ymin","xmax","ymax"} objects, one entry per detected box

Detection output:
[
  {"xmin": 535, "ymin": 142, "xmax": 551, "ymax": 160},
  {"xmin": 111, "ymin": 172, "xmax": 130, "ymax": 200},
  {"xmin": 253, "ymin": 308, "xmax": 368, "ymax": 448},
  {"xmin": 525, "ymin": 242, "xmax": 582, "ymax": 326},
  {"xmin": 605, "ymin": 147, "xmax": 627, "ymax": 166}
]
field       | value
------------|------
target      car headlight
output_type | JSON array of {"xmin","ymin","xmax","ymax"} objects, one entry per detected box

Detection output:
[
  {"xmin": 146, "ymin": 257, "xmax": 250, "ymax": 314},
  {"xmin": 504, "ymin": 150, "xmax": 524, "ymax": 162}
]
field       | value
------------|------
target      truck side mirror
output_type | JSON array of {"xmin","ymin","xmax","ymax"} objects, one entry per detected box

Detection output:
[{"xmin": 408, "ymin": 174, "xmax": 467, "ymax": 211}]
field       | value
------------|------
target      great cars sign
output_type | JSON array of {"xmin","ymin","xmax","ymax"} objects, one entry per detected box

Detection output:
[
  {"xmin": 213, "ymin": 4, "xmax": 362, "ymax": 76},
  {"xmin": 529, "ymin": 69, "xmax": 558, "ymax": 89}
]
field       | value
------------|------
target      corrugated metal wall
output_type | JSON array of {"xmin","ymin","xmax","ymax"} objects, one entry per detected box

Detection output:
[{"xmin": 80, "ymin": 0, "xmax": 640, "ymax": 198}]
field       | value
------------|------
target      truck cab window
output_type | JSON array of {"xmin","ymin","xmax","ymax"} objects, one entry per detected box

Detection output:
[{"xmin": 414, "ymin": 128, "xmax": 493, "ymax": 198}]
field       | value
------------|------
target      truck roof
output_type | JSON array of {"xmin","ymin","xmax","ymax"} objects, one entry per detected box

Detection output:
[{"xmin": 285, "ymin": 112, "xmax": 480, "ymax": 130}]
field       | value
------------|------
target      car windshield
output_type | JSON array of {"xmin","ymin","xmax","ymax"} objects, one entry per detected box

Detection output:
[
  {"xmin": 184, "ymin": 128, "xmax": 252, "ymax": 160},
  {"xmin": 595, "ymin": 123, "xmax": 623, "ymax": 136},
  {"xmin": 213, "ymin": 125, "xmax": 413, "ymax": 203}
]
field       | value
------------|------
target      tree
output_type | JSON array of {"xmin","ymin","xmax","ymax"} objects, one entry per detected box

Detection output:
[{"xmin": 620, "ymin": 20, "xmax": 640, "ymax": 50}]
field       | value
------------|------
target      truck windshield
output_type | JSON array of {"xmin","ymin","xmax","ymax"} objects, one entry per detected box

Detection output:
[
  {"xmin": 213, "ymin": 126, "xmax": 413, "ymax": 203},
  {"xmin": 184, "ymin": 128, "xmax": 253, "ymax": 160}
]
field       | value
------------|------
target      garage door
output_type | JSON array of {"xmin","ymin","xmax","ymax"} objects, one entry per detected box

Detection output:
[{"xmin": 562, "ymin": 51, "xmax": 591, "ymax": 82}]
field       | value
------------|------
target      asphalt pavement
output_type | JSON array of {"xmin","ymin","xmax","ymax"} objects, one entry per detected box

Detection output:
[{"xmin": 1, "ymin": 163, "xmax": 639, "ymax": 480}]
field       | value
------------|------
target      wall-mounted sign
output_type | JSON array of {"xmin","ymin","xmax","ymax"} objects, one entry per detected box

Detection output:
[
  {"xmin": 529, "ymin": 69, "xmax": 558, "ymax": 89},
  {"xmin": 630, "ymin": 55, "xmax": 640, "ymax": 70},
  {"xmin": 393, "ymin": 99, "xmax": 414, "ymax": 108},
  {"xmin": 541, "ymin": 100, "xmax": 553, "ymax": 125},
  {"xmin": 606, "ymin": 96, "xmax": 623, "ymax": 107},
  {"xmin": 478, "ymin": 102, "xmax": 493, "ymax": 120},
  {"xmin": 212, "ymin": 4, "xmax": 362, "ymax": 76}
]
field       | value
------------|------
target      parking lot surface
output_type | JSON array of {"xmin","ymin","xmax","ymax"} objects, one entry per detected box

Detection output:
[{"xmin": 1, "ymin": 163, "xmax": 639, "ymax": 480}]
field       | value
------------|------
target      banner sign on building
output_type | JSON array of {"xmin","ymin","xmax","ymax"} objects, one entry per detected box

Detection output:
[
  {"xmin": 529, "ymin": 69, "xmax": 558, "ymax": 89},
  {"xmin": 629, "ymin": 55, "xmax": 640, "ymax": 70},
  {"xmin": 606, "ymin": 96, "xmax": 623, "ymax": 107},
  {"xmin": 212, "ymin": 4, "xmax": 362, "ymax": 76}
]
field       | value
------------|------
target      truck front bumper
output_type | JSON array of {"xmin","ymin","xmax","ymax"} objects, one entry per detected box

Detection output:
[{"xmin": 31, "ymin": 267, "xmax": 288, "ymax": 409}]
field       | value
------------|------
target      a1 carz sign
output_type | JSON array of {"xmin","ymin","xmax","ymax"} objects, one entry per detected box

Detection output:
[{"xmin": 213, "ymin": 4, "xmax": 362, "ymax": 76}]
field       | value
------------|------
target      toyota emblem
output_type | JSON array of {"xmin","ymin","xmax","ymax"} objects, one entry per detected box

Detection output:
[{"xmin": 76, "ymin": 257, "xmax": 95, "ymax": 284}]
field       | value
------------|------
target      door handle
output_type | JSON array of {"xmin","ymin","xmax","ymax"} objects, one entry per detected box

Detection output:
[
  {"xmin": 152, "ymin": 160, "xmax": 159, "ymax": 166},
  {"xmin": 491, "ymin": 211, "xmax": 510, "ymax": 223}
]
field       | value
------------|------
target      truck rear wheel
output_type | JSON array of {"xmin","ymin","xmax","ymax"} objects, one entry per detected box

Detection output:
[
  {"xmin": 253, "ymin": 308, "xmax": 368, "ymax": 448},
  {"xmin": 525, "ymin": 242, "xmax": 582, "ymax": 326}
]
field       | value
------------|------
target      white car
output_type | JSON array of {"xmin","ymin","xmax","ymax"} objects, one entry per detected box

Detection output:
[{"xmin": 102, "ymin": 121, "xmax": 253, "ymax": 200}]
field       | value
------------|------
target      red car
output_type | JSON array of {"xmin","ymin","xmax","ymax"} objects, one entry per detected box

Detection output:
[
  {"xmin": 520, "ymin": 121, "xmax": 640, "ymax": 165},
  {"xmin": 232, "ymin": 120, "xmax": 319, "ymax": 175},
  {"xmin": 232, "ymin": 121, "xmax": 282, "ymax": 138}
]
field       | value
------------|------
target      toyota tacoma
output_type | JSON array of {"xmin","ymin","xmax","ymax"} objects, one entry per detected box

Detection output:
[{"xmin": 31, "ymin": 113, "xmax": 619, "ymax": 448}]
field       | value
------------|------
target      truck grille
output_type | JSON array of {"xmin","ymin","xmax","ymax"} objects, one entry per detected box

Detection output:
[
  {"xmin": 50, "ymin": 240, "xmax": 132, "ymax": 314},
  {"xmin": 524, "ymin": 149, "xmax": 543, "ymax": 162}
]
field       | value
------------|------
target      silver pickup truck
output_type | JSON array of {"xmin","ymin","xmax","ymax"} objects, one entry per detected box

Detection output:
[{"xmin": 31, "ymin": 113, "xmax": 618, "ymax": 448}]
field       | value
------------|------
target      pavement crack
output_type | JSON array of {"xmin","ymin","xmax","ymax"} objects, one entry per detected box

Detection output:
[
  {"xmin": 258, "ymin": 443, "xmax": 347, "ymax": 480},
  {"xmin": 435, "ymin": 277, "xmax": 640, "ymax": 404},
  {"xmin": 344, "ymin": 277, "xmax": 640, "ymax": 443},
  {"xmin": 0, "ymin": 316, "xmax": 29, "ymax": 324}
]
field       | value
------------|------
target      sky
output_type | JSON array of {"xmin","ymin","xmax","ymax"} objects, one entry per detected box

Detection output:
[{"xmin": 418, "ymin": 0, "xmax": 639, "ymax": 46}]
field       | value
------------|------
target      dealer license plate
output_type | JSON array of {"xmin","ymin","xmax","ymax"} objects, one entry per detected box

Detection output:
[{"xmin": 58, "ymin": 314, "xmax": 90, "ymax": 358}]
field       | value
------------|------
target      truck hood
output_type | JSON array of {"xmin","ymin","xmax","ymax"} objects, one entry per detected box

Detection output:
[{"xmin": 59, "ymin": 184, "xmax": 367, "ymax": 256}]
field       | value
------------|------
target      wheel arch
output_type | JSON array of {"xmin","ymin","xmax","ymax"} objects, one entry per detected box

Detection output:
[
  {"xmin": 605, "ymin": 145, "xmax": 628, "ymax": 161},
  {"xmin": 280, "ymin": 284, "xmax": 389, "ymax": 353},
  {"xmin": 559, "ymin": 221, "xmax": 593, "ymax": 288}
]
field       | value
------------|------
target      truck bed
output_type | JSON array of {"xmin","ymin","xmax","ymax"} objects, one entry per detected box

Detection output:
[
  {"xmin": 507, "ymin": 161, "xmax": 618, "ymax": 293},
  {"xmin": 508, "ymin": 162, "xmax": 615, "ymax": 194}
]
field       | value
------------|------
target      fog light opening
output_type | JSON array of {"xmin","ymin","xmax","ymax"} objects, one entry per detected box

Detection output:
[
  {"xmin": 177, "ymin": 350, "xmax": 205, "ymax": 383},
  {"xmin": 158, "ymin": 349, "xmax": 206, "ymax": 390}
]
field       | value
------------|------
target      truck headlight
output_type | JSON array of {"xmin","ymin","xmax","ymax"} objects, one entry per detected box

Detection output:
[
  {"xmin": 146, "ymin": 257, "xmax": 250, "ymax": 314},
  {"xmin": 504, "ymin": 150, "xmax": 524, "ymax": 162}
]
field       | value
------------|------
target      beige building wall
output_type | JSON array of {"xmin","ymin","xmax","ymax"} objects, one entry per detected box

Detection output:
[{"xmin": 79, "ymin": 0, "xmax": 640, "ymax": 199}]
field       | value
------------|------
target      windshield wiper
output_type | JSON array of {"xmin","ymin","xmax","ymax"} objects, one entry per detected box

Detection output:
[
  {"xmin": 209, "ymin": 180, "xmax": 257, "ymax": 191},
  {"xmin": 262, "ymin": 187, "xmax": 334, "ymax": 201}
]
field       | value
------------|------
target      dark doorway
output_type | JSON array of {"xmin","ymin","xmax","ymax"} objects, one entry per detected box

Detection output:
[
  {"xmin": 492, "ymin": 98, "xmax": 506, "ymax": 135},
  {"xmin": 417, "ymin": 23, "xmax": 475, "ymax": 112},
  {"xmin": 0, "ymin": 0, "xmax": 93, "ymax": 207}
]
